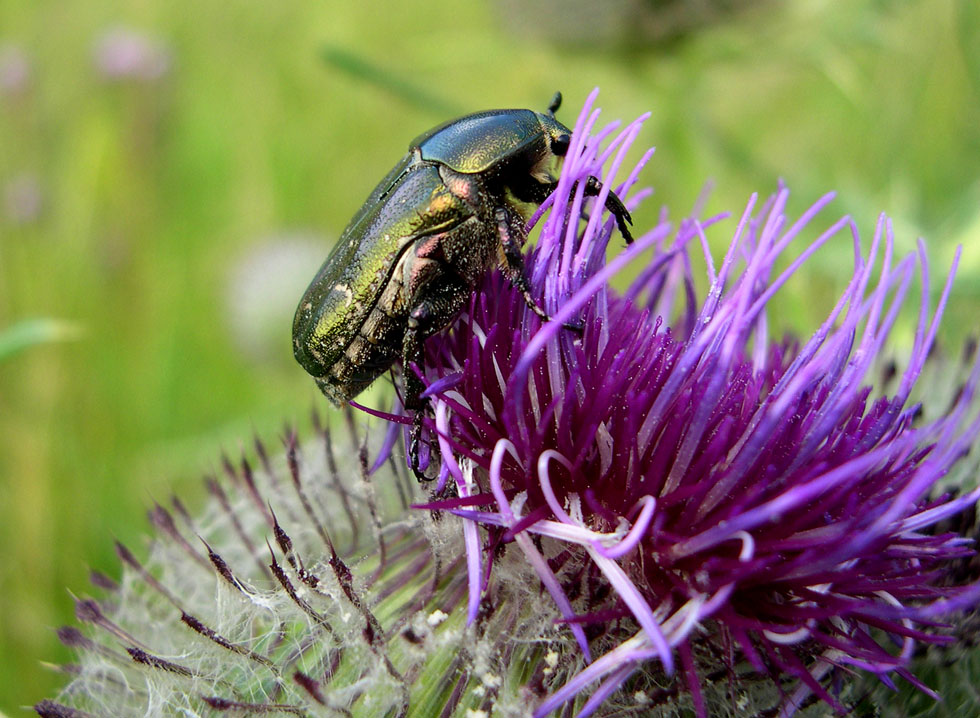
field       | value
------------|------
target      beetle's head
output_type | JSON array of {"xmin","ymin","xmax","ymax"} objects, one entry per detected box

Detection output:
[
  {"xmin": 529, "ymin": 111, "xmax": 574, "ymax": 185},
  {"xmin": 536, "ymin": 112, "xmax": 573, "ymax": 159},
  {"xmin": 541, "ymin": 92, "xmax": 572, "ymax": 159}
]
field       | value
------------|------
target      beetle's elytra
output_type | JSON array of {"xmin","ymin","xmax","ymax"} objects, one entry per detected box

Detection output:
[{"xmin": 293, "ymin": 93, "xmax": 633, "ymax": 477}]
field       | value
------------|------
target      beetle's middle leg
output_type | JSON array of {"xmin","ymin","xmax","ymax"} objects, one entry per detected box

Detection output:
[
  {"xmin": 495, "ymin": 207, "xmax": 587, "ymax": 334},
  {"xmin": 403, "ymin": 271, "xmax": 470, "ymax": 480},
  {"xmin": 495, "ymin": 207, "xmax": 553, "ymax": 324}
]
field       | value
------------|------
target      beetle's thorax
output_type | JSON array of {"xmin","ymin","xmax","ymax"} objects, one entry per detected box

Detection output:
[{"xmin": 413, "ymin": 109, "xmax": 546, "ymax": 174}]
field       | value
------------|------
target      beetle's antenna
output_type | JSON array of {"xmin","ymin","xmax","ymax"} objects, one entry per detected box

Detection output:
[{"xmin": 548, "ymin": 91, "xmax": 562, "ymax": 117}]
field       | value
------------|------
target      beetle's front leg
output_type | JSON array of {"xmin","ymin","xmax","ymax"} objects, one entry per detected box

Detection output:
[
  {"xmin": 583, "ymin": 176, "xmax": 633, "ymax": 244},
  {"xmin": 511, "ymin": 175, "xmax": 633, "ymax": 244},
  {"xmin": 403, "ymin": 273, "xmax": 470, "ymax": 481}
]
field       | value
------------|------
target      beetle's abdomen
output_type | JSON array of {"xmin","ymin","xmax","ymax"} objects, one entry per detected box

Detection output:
[
  {"xmin": 315, "ymin": 327, "xmax": 401, "ymax": 405},
  {"xmin": 314, "ymin": 260, "xmax": 411, "ymax": 404},
  {"xmin": 292, "ymin": 161, "xmax": 476, "ymax": 402}
]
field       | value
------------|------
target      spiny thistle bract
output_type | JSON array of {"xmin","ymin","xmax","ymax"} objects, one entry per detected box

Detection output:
[
  {"xmin": 40, "ymin": 91, "xmax": 980, "ymax": 717},
  {"xmin": 38, "ymin": 412, "xmax": 584, "ymax": 718}
]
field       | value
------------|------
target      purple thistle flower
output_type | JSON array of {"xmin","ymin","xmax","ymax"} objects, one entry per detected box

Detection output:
[{"xmin": 399, "ymin": 89, "xmax": 980, "ymax": 716}]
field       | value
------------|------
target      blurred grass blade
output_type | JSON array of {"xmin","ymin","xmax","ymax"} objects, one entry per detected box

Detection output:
[
  {"xmin": 959, "ymin": 0, "xmax": 980, "ymax": 98},
  {"xmin": 321, "ymin": 44, "xmax": 461, "ymax": 116},
  {"xmin": 0, "ymin": 319, "xmax": 84, "ymax": 362}
]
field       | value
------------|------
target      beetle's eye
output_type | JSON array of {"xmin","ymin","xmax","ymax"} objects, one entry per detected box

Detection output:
[{"xmin": 552, "ymin": 134, "xmax": 571, "ymax": 157}]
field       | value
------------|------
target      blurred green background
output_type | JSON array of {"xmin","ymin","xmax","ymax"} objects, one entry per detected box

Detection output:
[{"xmin": 1, "ymin": 0, "xmax": 979, "ymax": 713}]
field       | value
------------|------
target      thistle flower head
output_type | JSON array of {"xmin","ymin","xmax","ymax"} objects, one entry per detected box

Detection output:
[{"xmin": 403, "ymin": 89, "xmax": 980, "ymax": 715}]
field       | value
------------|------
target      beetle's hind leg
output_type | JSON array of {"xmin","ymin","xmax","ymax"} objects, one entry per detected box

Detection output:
[
  {"xmin": 408, "ymin": 413, "xmax": 429, "ymax": 482},
  {"xmin": 403, "ymin": 274, "xmax": 470, "ymax": 481}
]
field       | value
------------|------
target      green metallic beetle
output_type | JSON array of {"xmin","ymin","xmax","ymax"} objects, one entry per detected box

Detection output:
[{"xmin": 293, "ymin": 93, "xmax": 633, "ymax": 477}]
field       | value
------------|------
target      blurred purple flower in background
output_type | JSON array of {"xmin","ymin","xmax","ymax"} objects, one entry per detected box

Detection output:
[
  {"xmin": 93, "ymin": 27, "xmax": 171, "ymax": 82},
  {"xmin": 4, "ymin": 172, "xmax": 43, "ymax": 225},
  {"xmin": 0, "ymin": 43, "xmax": 31, "ymax": 96},
  {"xmin": 38, "ymin": 91, "xmax": 980, "ymax": 717},
  {"xmin": 225, "ymin": 233, "xmax": 334, "ymax": 363}
]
